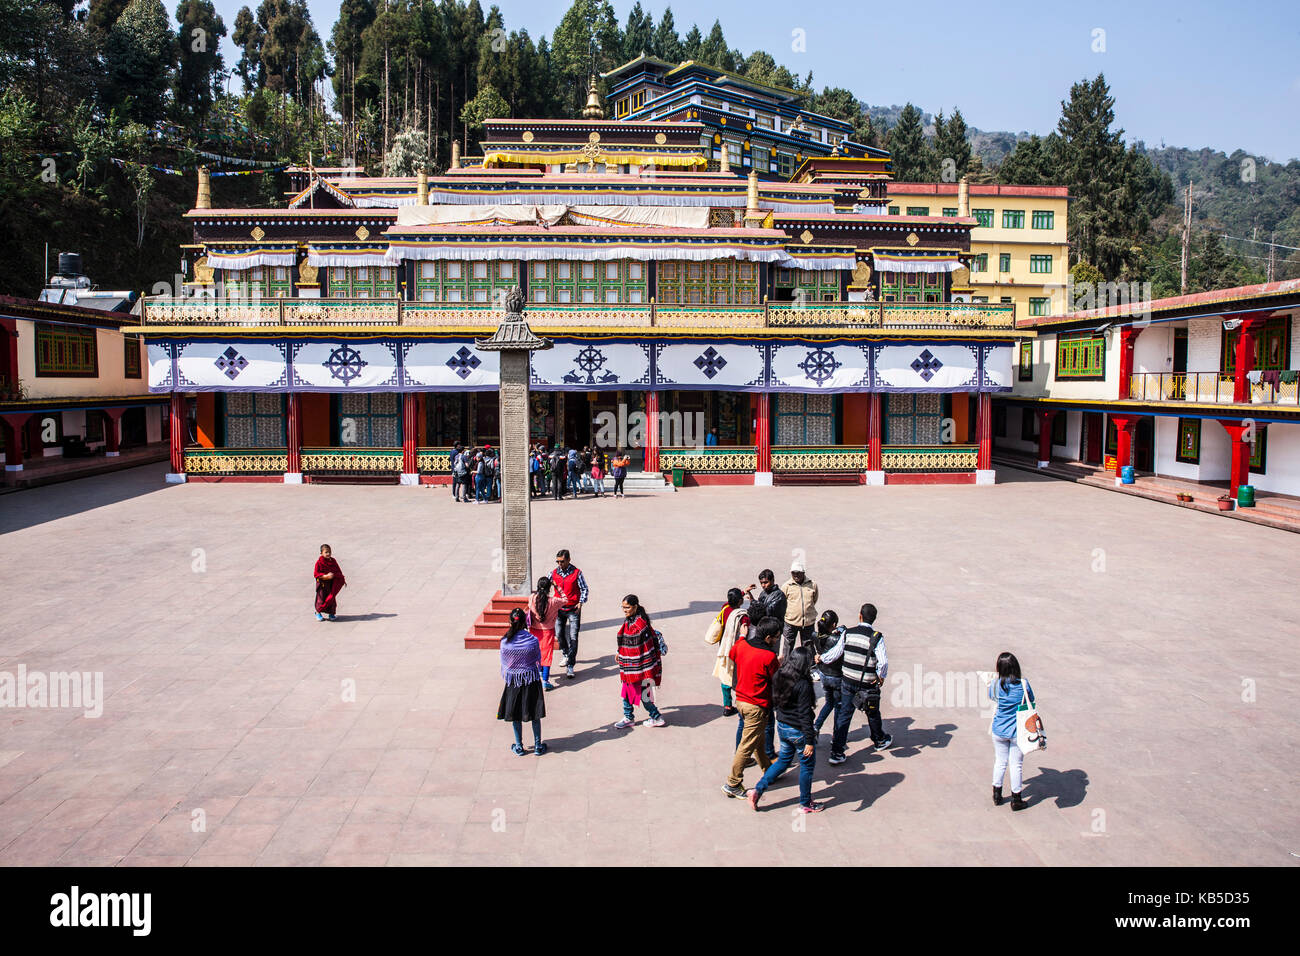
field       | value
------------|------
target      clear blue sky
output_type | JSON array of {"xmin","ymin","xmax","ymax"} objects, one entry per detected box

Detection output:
[{"xmin": 208, "ymin": 0, "xmax": 1300, "ymax": 161}]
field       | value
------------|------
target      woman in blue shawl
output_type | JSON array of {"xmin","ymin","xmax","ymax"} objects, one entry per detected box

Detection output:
[{"xmin": 497, "ymin": 607, "xmax": 547, "ymax": 755}]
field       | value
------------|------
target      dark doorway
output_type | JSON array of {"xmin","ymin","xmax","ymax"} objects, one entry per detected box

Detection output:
[
  {"xmin": 120, "ymin": 407, "xmax": 148, "ymax": 449},
  {"xmin": 563, "ymin": 393, "xmax": 588, "ymax": 449},
  {"xmin": 1083, "ymin": 412, "xmax": 1103, "ymax": 466},
  {"xmin": 1134, "ymin": 417, "xmax": 1154, "ymax": 473},
  {"xmin": 1173, "ymin": 328, "xmax": 1188, "ymax": 376},
  {"xmin": 475, "ymin": 397, "xmax": 499, "ymax": 446}
]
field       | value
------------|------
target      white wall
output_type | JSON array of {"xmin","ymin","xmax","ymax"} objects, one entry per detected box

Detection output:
[
  {"xmin": 1154, "ymin": 415, "xmax": 1199, "ymax": 480},
  {"xmin": 1200, "ymin": 419, "xmax": 1231, "ymax": 482},
  {"xmin": 1134, "ymin": 324, "xmax": 1174, "ymax": 375},
  {"xmin": 1248, "ymin": 423, "xmax": 1300, "ymax": 495},
  {"xmin": 1186, "ymin": 318, "xmax": 1220, "ymax": 374}
]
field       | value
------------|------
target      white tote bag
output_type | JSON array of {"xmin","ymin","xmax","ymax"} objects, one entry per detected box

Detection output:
[{"xmin": 1014, "ymin": 680, "xmax": 1046, "ymax": 756}]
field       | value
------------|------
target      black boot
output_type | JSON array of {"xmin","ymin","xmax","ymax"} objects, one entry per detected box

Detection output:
[
  {"xmin": 1010, "ymin": 789, "xmax": 1027, "ymax": 811},
  {"xmin": 992, "ymin": 785, "xmax": 1003, "ymax": 806}
]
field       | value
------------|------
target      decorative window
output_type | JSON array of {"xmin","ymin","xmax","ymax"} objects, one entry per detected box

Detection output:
[
  {"xmin": 775, "ymin": 393, "xmax": 835, "ymax": 445},
  {"xmin": 970, "ymin": 254, "xmax": 988, "ymax": 273},
  {"xmin": 1029, "ymin": 297, "xmax": 1050, "ymax": 316},
  {"xmin": 943, "ymin": 208, "xmax": 959, "ymax": 217},
  {"xmin": 751, "ymin": 146, "xmax": 769, "ymax": 170},
  {"xmin": 1032, "ymin": 210, "xmax": 1055, "ymax": 229},
  {"xmin": 756, "ymin": 114, "xmax": 774, "ymax": 129},
  {"xmin": 973, "ymin": 208, "xmax": 994, "ymax": 228},
  {"xmin": 888, "ymin": 206, "xmax": 899, "ymax": 216},
  {"xmin": 499, "ymin": 261, "xmax": 513, "ymax": 279},
  {"xmin": 223, "ymin": 393, "xmax": 284, "ymax": 447},
  {"xmin": 999, "ymin": 253, "xmax": 1011, "ymax": 273},
  {"xmin": 331, "ymin": 265, "xmax": 397, "ymax": 298},
  {"xmin": 1003, "ymin": 209, "xmax": 1025, "ymax": 229},
  {"xmin": 1056, "ymin": 333, "xmax": 1106, "ymax": 380},
  {"xmin": 1018, "ymin": 341, "xmax": 1033, "ymax": 380},
  {"xmin": 526, "ymin": 259, "xmax": 648, "ymax": 304},
  {"xmin": 35, "ymin": 323, "xmax": 98, "ymax": 377},
  {"xmin": 125, "ymin": 337, "xmax": 142, "ymax": 378},
  {"xmin": 1030, "ymin": 255, "xmax": 1053, "ymax": 274},
  {"xmin": 631, "ymin": 90, "xmax": 646, "ymax": 111},
  {"xmin": 906, "ymin": 206, "xmax": 930, "ymax": 217},
  {"xmin": 1250, "ymin": 428, "xmax": 1267, "ymax": 473},
  {"xmin": 1221, "ymin": 317, "xmax": 1290, "ymax": 374},
  {"xmin": 337, "ymin": 392, "xmax": 399, "ymax": 447},
  {"xmin": 1175, "ymin": 418, "xmax": 1200, "ymax": 464},
  {"xmin": 655, "ymin": 259, "xmax": 757, "ymax": 305},
  {"xmin": 414, "ymin": 259, "xmax": 513, "ymax": 302},
  {"xmin": 883, "ymin": 392, "xmax": 943, "ymax": 444}
]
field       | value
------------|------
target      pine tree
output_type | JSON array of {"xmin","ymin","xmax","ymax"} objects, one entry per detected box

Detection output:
[
  {"xmin": 887, "ymin": 103, "xmax": 928, "ymax": 182},
  {"xmin": 103, "ymin": 0, "xmax": 176, "ymax": 127},
  {"xmin": 1057, "ymin": 74, "xmax": 1129, "ymax": 274},
  {"xmin": 682, "ymin": 24, "xmax": 702, "ymax": 60},
  {"xmin": 653, "ymin": 8, "xmax": 683, "ymax": 61},
  {"xmin": 622, "ymin": 2, "xmax": 653, "ymax": 61},
  {"xmin": 933, "ymin": 107, "xmax": 971, "ymax": 181},
  {"xmin": 699, "ymin": 20, "xmax": 732, "ymax": 70},
  {"xmin": 174, "ymin": 0, "xmax": 227, "ymax": 126}
]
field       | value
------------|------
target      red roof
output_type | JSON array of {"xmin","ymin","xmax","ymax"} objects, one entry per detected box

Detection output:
[
  {"xmin": 888, "ymin": 183, "xmax": 1069, "ymax": 198},
  {"xmin": 1018, "ymin": 278, "xmax": 1300, "ymax": 327}
]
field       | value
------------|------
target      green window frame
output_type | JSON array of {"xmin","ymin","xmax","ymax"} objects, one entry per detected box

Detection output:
[
  {"xmin": 327, "ymin": 266, "xmax": 398, "ymax": 299},
  {"xmin": 970, "ymin": 253, "xmax": 988, "ymax": 273},
  {"xmin": 973, "ymin": 208, "xmax": 994, "ymax": 228},
  {"xmin": 1028, "ymin": 297, "xmax": 1050, "ymax": 316},
  {"xmin": 1002, "ymin": 209, "xmax": 1025, "ymax": 229},
  {"xmin": 656, "ymin": 259, "xmax": 755, "ymax": 305},
  {"xmin": 999, "ymin": 253, "xmax": 1011, "ymax": 273},
  {"xmin": 888, "ymin": 205, "xmax": 899, "ymax": 216},
  {"xmin": 416, "ymin": 259, "xmax": 515, "ymax": 303},
  {"xmin": 35, "ymin": 322, "xmax": 98, "ymax": 377},
  {"xmin": 774, "ymin": 267, "xmax": 840, "ymax": 302},
  {"xmin": 222, "ymin": 393, "xmax": 285, "ymax": 447},
  {"xmin": 1018, "ymin": 341, "xmax": 1033, "ymax": 380},
  {"xmin": 1175, "ymin": 418, "xmax": 1200, "ymax": 464},
  {"xmin": 1032, "ymin": 210, "xmax": 1054, "ymax": 229},
  {"xmin": 942, "ymin": 207, "xmax": 959, "ymax": 217},
  {"xmin": 906, "ymin": 206, "xmax": 930, "ymax": 217},
  {"xmin": 223, "ymin": 266, "xmax": 293, "ymax": 298},
  {"xmin": 1030, "ymin": 255, "xmax": 1053, "ymax": 274},
  {"xmin": 1056, "ymin": 333, "xmax": 1106, "ymax": 380},
  {"xmin": 337, "ymin": 393, "xmax": 400, "ymax": 447}
]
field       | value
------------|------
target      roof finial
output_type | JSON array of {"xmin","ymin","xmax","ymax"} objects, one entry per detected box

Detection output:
[{"xmin": 582, "ymin": 74, "xmax": 605, "ymax": 120}]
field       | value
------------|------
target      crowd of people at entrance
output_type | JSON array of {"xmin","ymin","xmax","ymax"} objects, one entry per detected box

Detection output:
[{"xmin": 445, "ymin": 442, "xmax": 635, "ymax": 502}]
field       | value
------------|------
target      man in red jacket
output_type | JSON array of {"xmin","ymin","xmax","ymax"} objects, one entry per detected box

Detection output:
[
  {"xmin": 550, "ymin": 549, "xmax": 589, "ymax": 679},
  {"xmin": 722, "ymin": 618, "xmax": 780, "ymax": 798}
]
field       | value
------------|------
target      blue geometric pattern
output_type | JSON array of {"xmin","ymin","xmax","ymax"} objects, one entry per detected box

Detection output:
[
  {"xmin": 445, "ymin": 346, "xmax": 482, "ymax": 380},
  {"xmin": 563, "ymin": 345, "xmax": 619, "ymax": 385},
  {"xmin": 910, "ymin": 349, "xmax": 943, "ymax": 382},
  {"xmin": 693, "ymin": 347, "xmax": 728, "ymax": 379},
  {"xmin": 214, "ymin": 346, "xmax": 249, "ymax": 380}
]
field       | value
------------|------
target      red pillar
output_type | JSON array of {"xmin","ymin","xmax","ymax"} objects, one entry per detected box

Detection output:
[
  {"xmin": 753, "ymin": 392, "xmax": 771, "ymax": 478},
  {"xmin": 1118, "ymin": 326, "xmax": 1145, "ymax": 400},
  {"xmin": 400, "ymin": 392, "xmax": 417, "ymax": 479},
  {"xmin": 1036, "ymin": 409, "xmax": 1057, "ymax": 466},
  {"xmin": 2, "ymin": 412, "xmax": 31, "ymax": 472},
  {"xmin": 644, "ymin": 390, "xmax": 661, "ymax": 473},
  {"xmin": 1110, "ymin": 414, "xmax": 1137, "ymax": 477},
  {"xmin": 286, "ymin": 392, "xmax": 302, "ymax": 478},
  {"xmin": 168, "ymin": 393, "xmax": 186, "ymax": 477},
  {"xmin": 867, "ymin": 392, "xmax": 882, "ymax": 472},
  {"xmin": 1218, "ymin": 420, "xmax": 1253, "ymax": 496},
  {"xmin": 103, "ymin": 408, "xmax": 126, "ymax": 456},
  {"xmin": 1232, "ymin": 315, "xmax": 1268, "ymax": 403},
  {"xmin": 976, "ymin": 393, "xmax": 992, "ymax": 470}
]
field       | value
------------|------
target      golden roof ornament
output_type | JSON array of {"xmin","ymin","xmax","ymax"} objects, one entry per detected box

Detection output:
[{"xmin": 581, "ymin": 75, "xmax": 605, "ymax": 120}]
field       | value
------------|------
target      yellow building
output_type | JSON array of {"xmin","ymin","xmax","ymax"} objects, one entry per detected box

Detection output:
[{"xmin": 887, "ymin": 183, "xmax": 1070, "ymax": 318}]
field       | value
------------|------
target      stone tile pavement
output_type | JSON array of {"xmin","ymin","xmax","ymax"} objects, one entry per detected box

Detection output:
[{"xmin": 0, "ymin": 463, "xmax": 1296, "ymax": 866}]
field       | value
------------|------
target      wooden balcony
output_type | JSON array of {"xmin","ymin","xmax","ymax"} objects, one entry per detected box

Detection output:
[
  {"xmin": 1129, "ymin": 372, "xmax": 1300, "ymax": 406},
  {"xmin": 141, "ymin": 297, "xmax": 1017, "ymax": 331}
]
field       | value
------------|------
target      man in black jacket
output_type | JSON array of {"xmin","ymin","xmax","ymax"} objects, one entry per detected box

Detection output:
[
  {"xmin": 828, "ymin": 603, "xmax": 892, "ymax": 765},
  {"xmin": 744, "ymin": 570, "xmax": 786, "ymax": 628}
]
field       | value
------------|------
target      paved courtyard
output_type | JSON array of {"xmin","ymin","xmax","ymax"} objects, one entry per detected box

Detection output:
[{"xmin": 0, "ymin": 464, "xmax": 1296, "ymax": 866}]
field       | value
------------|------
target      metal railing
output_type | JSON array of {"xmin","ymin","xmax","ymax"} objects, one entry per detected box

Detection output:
[
  {"xmin": 1129, "ymin": 372, "xmax": 1299, "ymax": 405},
  {"xmin": 141, "ymin": 297, "xmax": 1018, "ymax": 331}
]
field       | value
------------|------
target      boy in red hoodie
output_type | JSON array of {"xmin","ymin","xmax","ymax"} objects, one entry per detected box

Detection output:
[{"xmin": 722, "ymin": 618, "xmax": 780, "ymax": 798}]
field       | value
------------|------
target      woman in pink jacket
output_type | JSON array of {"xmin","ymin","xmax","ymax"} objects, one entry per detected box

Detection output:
[{"xmin": 528, "ymin": 577, "xmax": 561, "ymax": 691}]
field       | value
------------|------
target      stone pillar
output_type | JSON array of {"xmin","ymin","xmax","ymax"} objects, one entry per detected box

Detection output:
[
  {"xmin": 1036, "ymin": 409, "xmax": 1057, "ymax": 468},
  {"xmin": 754, "ymin": 392, "xmax": 772, "ymax": 486},
  {"xmin": 975, "ymin": 392, "xmax": 995, "ymax": 484},
  {"xmin": 644, "ymin": 390, "xmax": 661, "ymax": 474},
  {"xmin": 103, "ymin": 408, "xmax": 126, "ymax": 457},
  {"xmin": 167, "ymin": 393, "xmax": 187, "ymax": 482},
  {"xmin": 865, "ymin": 392, "xmax": 883, "ymax": 485},
  {"xmin": 285, "ymin": 392, "xmax": 303, "ymax": 483},
  {"xmin": 400, "ymin": 392, "xmax": 419, "ymax": 484},
  {"xmin": 2, "ymin": 412, "xmax": 31, "ymax": 472},
  {"xmin": 1118, "ymin": 326, "xmax": 1145, "ymax": 400},
  {"xmin": 475, "ymin": 288, "xmax": 551, "ymax": 598}
]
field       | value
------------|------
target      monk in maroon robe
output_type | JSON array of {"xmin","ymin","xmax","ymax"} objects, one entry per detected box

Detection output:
[{"xmin": 314, "ymin": 544, "xmax": 346, "ymax": 620}]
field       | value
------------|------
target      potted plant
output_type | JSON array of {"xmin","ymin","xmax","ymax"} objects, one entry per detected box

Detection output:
[{"xmin": 1216, "ymin": 494, "xmax": 1235, "ymax": 512}]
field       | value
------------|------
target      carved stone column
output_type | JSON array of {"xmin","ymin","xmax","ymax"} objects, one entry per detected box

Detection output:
[{"xmin": 476, "ymin": 288, "xmax": 552, "ymax": 598}]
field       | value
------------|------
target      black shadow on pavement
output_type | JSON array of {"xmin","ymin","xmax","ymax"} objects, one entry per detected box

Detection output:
[{"xmin": 1024, "ymin": 765, "xmax": 1089, "ymax": 808}]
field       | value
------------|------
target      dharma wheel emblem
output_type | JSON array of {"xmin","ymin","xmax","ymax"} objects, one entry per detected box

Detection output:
[
  {"xmin": 324, "ymin": 344, "xmax": 368, "ymax": 385},
  {"xmin": 798, "ymin": 348, "xmax": 841, "ymax": 385}
]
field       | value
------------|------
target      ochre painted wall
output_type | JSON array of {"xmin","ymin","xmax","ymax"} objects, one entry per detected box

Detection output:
[
  {"xmin": 951, "ymin": 393, "xmax": 971, "ymax": 443},
  {"xmin": 196, "ymin": 393, "xmax": 216, "ymax": 447},
  {"xmin": 302, "ymin": 393, "xmax": 332, "ymax": 446},
  {"xmin": 841, "ymin": 393, "xmax": 869, "ymax": 445}
]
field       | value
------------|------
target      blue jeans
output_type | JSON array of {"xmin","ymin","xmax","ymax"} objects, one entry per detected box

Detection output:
[
  {"xmin": 556, "ymin": 607, "xmax": 581, "ymax": 666},
  {"xmin": 754, "ymin": 720, "xmax": 816, "ymax": 806},
  {"xmin": 568, "ymin": 470, "xmax": 581, "ymax": 496},
  {"xmin": 512, "ymin": 719, "xmax": 542, "ymax": 748},
  {"xmin": 815, "ymin": 673, "xmax": 843, "ymax": 732},
  {"xmin": 622, "ymin": 688, "xmax": 662, "ymax": 721},
  {"xmin": 831, "ymin": 680, "xmax": 885, "ymax": 757},
  {"xmin": 736, "ymin": 707, "xmax": 777, "ymax": 759}
]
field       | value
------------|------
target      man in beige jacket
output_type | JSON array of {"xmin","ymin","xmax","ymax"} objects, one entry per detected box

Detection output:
[{"xmin": 781, "ymin": 559, "xmax": 819, "ymax": 659}]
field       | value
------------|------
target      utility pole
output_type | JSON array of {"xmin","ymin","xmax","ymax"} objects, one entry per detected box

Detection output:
[
  {"xmin": 1268, "ymin": 231, "xmax": 1276, "ymax": 282},
  {"xmin": 1180, "ymin": 181, "xmax": 1192, "ymax": 294}
]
